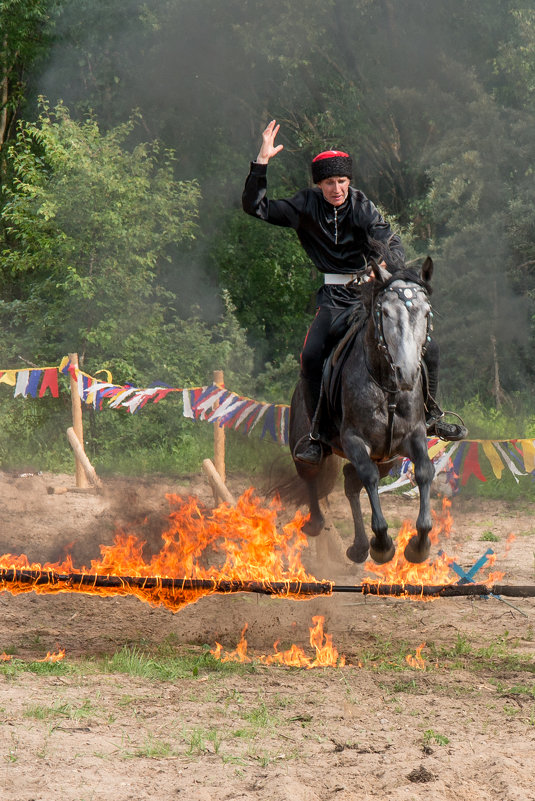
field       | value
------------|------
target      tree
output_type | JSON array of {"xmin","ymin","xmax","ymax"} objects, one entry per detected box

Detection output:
[
  {"xmin": 0, "ymin": 99, "xmax": 200, "ymax": 376},
  {"xmin": 0, "ymin": 0, "xmax": 58, "ymax": 153},
  {"xmin": 4, "ymin": 0, "xmax": 535, "ymax": 410}
]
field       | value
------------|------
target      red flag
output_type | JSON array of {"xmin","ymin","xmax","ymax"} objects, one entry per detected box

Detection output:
[
  {"xmin": 39, "ymin": 368, "xmax": 59, "ymax": 398},
  {"xmin": 461, "ymin": 441, "xmax": 487, "ymax": 486}
]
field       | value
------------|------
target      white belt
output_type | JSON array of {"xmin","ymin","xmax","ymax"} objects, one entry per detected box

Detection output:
[{"xmin": 324, "ymin": 273, "xmax": 357, "ymax": 285}]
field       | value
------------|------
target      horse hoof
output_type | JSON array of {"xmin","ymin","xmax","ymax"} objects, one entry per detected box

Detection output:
[
  {"xmin": 303, "ymin": 517, "xmax": 325, "ymax": 538},
  {"xmin": 369, "ymin": 536, "xmax": 396, "ymax": 565},
  {"xmin": 403, "ymin": 535, "xmax": 431, "ymax": 564},
  {"xmin": 346, "ymin": 544, "xmax": 369, "ymax": 564}
]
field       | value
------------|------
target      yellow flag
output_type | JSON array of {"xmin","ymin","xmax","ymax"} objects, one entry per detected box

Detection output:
[
  {"xmin": 0, "ymin": 371, "xmax": 17, "ymax": 386},
  {"xmin": 518, "ymin": 439, "xmax": 535, "ymax": 474},
  {"xmin": 481, "ymin": 441, "xmax": 504, "ymax": 479}
]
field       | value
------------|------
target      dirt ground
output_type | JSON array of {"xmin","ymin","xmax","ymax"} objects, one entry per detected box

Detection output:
[{"xmin": 0, "ymin": 468, "xmax": 534, "ymax": 801}]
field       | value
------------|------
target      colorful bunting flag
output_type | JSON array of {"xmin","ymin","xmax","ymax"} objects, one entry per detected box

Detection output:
[{"xmin": 2, "ymin": 356, "xmax": 535, "ymax": 486}]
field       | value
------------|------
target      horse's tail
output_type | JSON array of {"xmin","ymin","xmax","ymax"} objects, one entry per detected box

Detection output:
[{"xmin": 266, "ymin": 453, "xmax": 342, "ymax": 506}]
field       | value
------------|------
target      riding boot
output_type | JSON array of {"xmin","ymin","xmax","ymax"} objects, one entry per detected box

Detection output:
[
  {"xmin": 424, "ymin": 361, "xmax": 468, "ymax": 442},
  {"xmin": 294, "ymin": 377, "xmax": 324, "ymax": 464}
]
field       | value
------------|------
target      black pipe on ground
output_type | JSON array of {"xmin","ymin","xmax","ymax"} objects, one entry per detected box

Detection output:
[{"xmin": 1, "ymin": 568, "xmax": 534, "ymax": 598}]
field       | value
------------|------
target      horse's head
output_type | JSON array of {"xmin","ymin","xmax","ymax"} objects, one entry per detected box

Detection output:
[{"xmin": 371, "ymin": 258, "xmax": 433, "ymax": 391}]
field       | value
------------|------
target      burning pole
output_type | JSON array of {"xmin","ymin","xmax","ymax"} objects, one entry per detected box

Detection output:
[{"xmin": 1, "ymin": 568, "xmax": 535, "ymax": 600}]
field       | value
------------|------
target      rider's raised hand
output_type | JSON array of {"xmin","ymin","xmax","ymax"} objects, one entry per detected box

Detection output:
[{"xmin": 256, "ymin": 120, "xmax": 284, "ymax": 164}]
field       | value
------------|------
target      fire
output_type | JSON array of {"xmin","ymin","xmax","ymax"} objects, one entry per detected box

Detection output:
[
  {"xmin": 0, "ymin": 490, "xmax": 325, "ymax": 612},
  {"xmin": 38, "ymin": 649, "xmax": 65, "ymax": 663},
  {"xmin": 362, "ymin": 498, "xmax": 455, "ymax": 597},
  {"xmin": 406, "ymin": 643, "xmax": 426, "ymax": 670},
  {"xmin": 211, "ymin": 623, "xmax": 250, "ymax": 663},
  {"xmin": 211, "ymin": 615, "xmax": 346, "ymax": 669},
  {"xmin": 0, "ymin": 652, "xmax": 13, "ymax": 662}
]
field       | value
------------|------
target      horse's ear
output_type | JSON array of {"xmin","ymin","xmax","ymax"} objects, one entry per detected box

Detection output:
[
  {"xmin": 370, "ymin": 259, "xmax": 392, "ymax": 284},
  {"xmin": 421, "ymin": 256, "xmax": 433, "ymax": 283}
]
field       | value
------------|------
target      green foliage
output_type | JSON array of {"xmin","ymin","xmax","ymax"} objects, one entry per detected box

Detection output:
[
  {"xmin": 2, "ymin": 0, "xmax": 535, "ymax": 477},
  {"xmin": 480, "ymin": 531, "xmax": 500, "ymax": 542},
  {"xmin": 1, "ymin": 99, "xmax": 200, "ymax": 369},
  {"xmin": 215, "ymin": 210, "xmax": 316, "ymax": 368},
  {"xmin": 0, "ymin": 0, "xmax": 58, "ymax": 152},
  {"xmin": 100, "ymin": 645, "xmax": 256, "ymax": 680},
  {"xmin": 423, "ymin": 729, "xmax": 450, "ymax": 747}
]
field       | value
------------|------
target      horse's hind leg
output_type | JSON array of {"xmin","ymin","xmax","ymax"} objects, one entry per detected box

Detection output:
[
  {"xmin": 343, "ymin": 463, "xmax": 369, "ymax": 563},
  {"xmin": 303, "ymin": 476, "xmax": 325, "ymax": 537},
  {"xmin": 293, "ymin": 462, "xmax": 325, "ymax": 537},
  {"xmin": 403, "ymin": 436, "xmax": 434, "ymax": 563}
]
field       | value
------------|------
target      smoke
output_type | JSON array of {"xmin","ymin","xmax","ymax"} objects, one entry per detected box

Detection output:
[{"xmin": 27, "ymin": 0, "xmax": 535, "ymax": 398}]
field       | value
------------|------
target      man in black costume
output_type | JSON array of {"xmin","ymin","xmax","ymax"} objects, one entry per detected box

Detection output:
[{"xmin": 243, "ymin": 120, "xmax": 466, "ymax": 464}]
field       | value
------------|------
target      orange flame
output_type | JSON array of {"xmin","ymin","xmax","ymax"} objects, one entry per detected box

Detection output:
[
  {"xmin": 406, "ymin": 642, "xmax": 426, "ymax": 670},
  {"xmin": 362, "ymin": 498, "xmax": 454, "ymax": 596},
  {"xmin": 211, "ymin": 615, "xmax": 346, "ymax": 669},
  {"xmin": 0, "ymin": 490, "xmax": 320, "ymax": 612},
  {"xmin": 37, "ymin": 649, "xmax": 65, "ymax": 663},
  {"xmin": 0, "ymin": 652, "xmax": 13, "ymax": 662}
]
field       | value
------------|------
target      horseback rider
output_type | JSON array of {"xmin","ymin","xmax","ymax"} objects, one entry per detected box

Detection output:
[{"xmin": 242, "ymin": 120, "xmax": 467, "ymax": 464}]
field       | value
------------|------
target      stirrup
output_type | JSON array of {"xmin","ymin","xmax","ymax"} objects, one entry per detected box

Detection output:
[
  {"xmin": 427, "ymin": 410, "xmax": 468, "ymax": 442},
  {"xmin": 294, "ymin": 435, "xmax": 323, "ymax": 465}
]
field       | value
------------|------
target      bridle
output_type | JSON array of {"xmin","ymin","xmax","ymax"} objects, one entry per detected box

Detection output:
[
  {"xmin": 372, "ymin": 279, "xmax": 433, "ymax": 374},
  {"xmin": 366, "ymin": 277, "xmax": 433, "ymax": 457}
]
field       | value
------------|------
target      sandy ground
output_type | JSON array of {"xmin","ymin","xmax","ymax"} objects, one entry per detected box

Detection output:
[{"xmin": 0, "ymin": 468, "xmax": 534, "ymax": 801}]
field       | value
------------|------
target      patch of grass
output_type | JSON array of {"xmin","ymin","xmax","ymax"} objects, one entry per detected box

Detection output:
[
  {"xmin": 124, "ymin": 734, "xmax": 177, "ymax": 760},
  {"xmin": 241, "ymin": 700, "xmax": 280, "ymax": 728},
  {"xmin": 100, "ymin": 645, "xmax": 257, "ymax": 680},
  {"xmin": 386, "ymin": 678, "xmax": 419, "ymax": 694},
  {"xmin": 224, "ymin": 688, "xmax": 244, "ymax": 707},
  {"xmin": 480, "ymin": 531, "xmax": 500, "ymax": 542},
  {"xmin": 433, "ymin": 633, "xmax": 535, "ymax": 674},
  {"xmin": 0, "ymin": 658, "xmax": 75, "ymax": 679},
  {"xmin": 422, "ymin": 729, "xmax": 450, "ymax": 747},
  {"xmin": 4, "ymin": 736, "xmax": 19, "ymax": 763},
  {"xmin": 356, "ymin": 635, "xmax": 418, "ymax": 671},
  {"xmin": 492, "ymin": 681, "xmax": 535, "ymax": 699},
  {"xmin": 221, "ymin": 754, "xmax": 247, "ymax": 766},
  {"xmin": 23, "ymin": 699, "xmax": 95, "ymax": 721},
  {"xmin": 184, "ymin": 726, "xmax": 223, "ymax": 756},
  {"xmin": 357, "ymin": 629, "xmax": 534, "ymax": 677}
]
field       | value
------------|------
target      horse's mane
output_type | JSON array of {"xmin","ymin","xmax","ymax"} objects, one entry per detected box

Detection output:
[{"xmin": 367, "ymin": 238, "xmax": 432, "ymax": 288}]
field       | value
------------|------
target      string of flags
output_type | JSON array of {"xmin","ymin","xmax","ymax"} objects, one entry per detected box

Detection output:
[
  {"xmin": 0, "ymin": 357, "xmax": 289, "ymax": 445},
  {"xmin": 1, "ymin": 357, "xmax": 535, "ymax": 484}
]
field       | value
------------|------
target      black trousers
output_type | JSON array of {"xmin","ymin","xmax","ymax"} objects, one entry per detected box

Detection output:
[{"xmin": 300, "ymin": 305, "xmax": 440, "ymax": 419}]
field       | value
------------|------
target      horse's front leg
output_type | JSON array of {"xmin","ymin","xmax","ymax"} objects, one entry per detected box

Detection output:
[
  {"xmin": 343, "ymin": 463, "xmax": 369, "ymax": 563},
  {"xmin": 403, "ymin": 434, "xmax": 434, "ymax": 563},
  {"xmin": 341, "ymin": 431, "xmax": 395, "ymax": 565}
]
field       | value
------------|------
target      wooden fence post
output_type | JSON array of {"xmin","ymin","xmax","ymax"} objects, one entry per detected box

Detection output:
[
  {"xmin": 213, "ymin": 369, "xmax": 226, "ymax": 485},
  {"xmin": 68, "ymin": 352, "xmax": 89, "ymax": 488}
]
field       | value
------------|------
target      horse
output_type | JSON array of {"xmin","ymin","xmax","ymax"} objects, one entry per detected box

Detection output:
[{"xmin": 289, "ymin": 257, "xmax": 435, "ymax": 565}]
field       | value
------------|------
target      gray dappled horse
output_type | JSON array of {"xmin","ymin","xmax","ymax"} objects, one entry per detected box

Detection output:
[{"xmin": 289, "ymin": 258, "xmax": 435, "ymax": 565}]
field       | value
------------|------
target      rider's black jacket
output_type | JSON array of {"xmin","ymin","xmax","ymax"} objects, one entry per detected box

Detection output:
[{"xmin": 242, "ymin": 161, "xmax": 404, "ymax": 308}]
